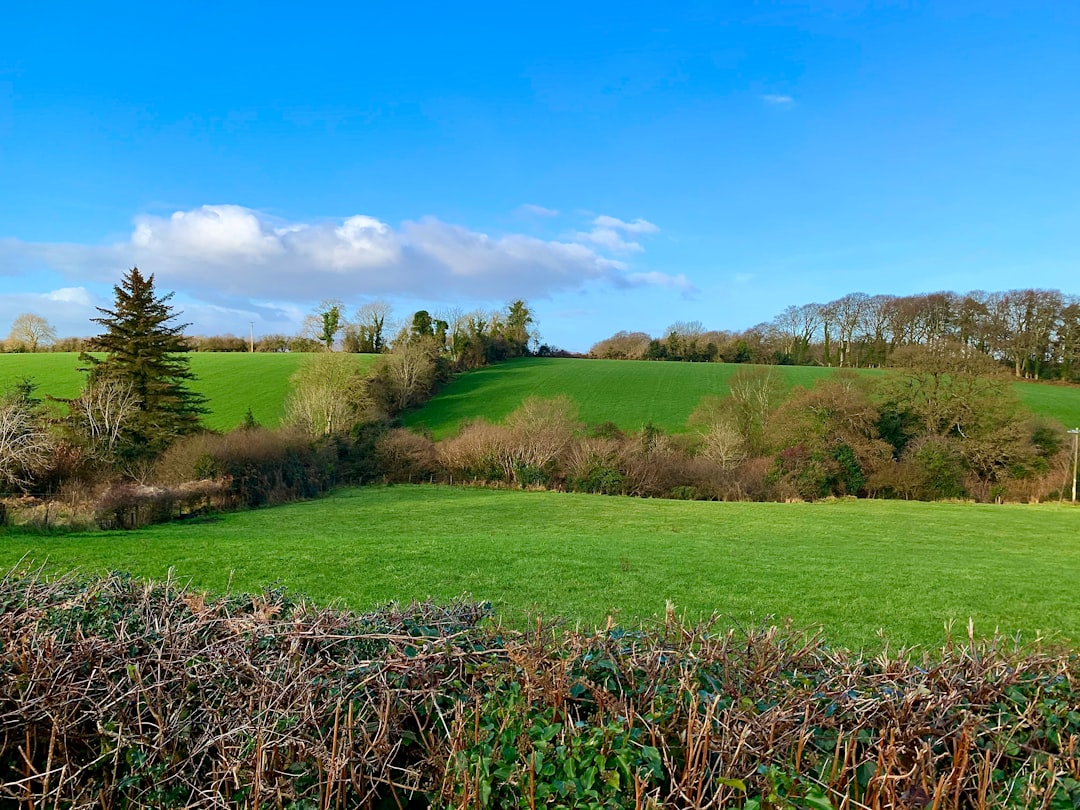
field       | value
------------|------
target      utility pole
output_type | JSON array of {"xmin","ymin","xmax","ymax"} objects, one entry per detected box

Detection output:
[
  {"xmin": 1069, "ymin": 428, "xmax": 1080, "ymax": 503},
  {"xmin": 249, "ymin": 322, "xmax": 255, "ymax": 354}
]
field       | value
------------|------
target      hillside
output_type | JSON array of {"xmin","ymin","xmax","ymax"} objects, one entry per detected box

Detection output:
[
  {"xmin": 0, "ymin": 352, "xmax": 377, "ymax": 432},
  {"xmin": 404, "ymin": 357, "xmax": 1080, "ymax": 438},
  {"xmin": 6, "ymin": 353, "xmax": 1078, "ymax": 437}
]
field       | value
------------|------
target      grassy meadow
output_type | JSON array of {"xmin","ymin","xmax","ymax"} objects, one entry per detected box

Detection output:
[
  {"xmin": 5, "ymin": 353, "xmax": 1078, "ymax": 436},
  {"xmin": 4, "ymin": 485, "xmax": 1078, "ymax": 651},
  {"xmin": 0, "ymin": 352, "xmax": 377, "ymax": 432},
  {"xmin": 404, "ymin": 357, "xmax": 1080, "ymax": 437}
]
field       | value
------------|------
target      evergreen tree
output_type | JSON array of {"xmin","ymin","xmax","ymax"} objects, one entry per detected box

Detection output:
[{"xmin": 80, "ymin": 267, "xmax": 206, "ymax": 459}]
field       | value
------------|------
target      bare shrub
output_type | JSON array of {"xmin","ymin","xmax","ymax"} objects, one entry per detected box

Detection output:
[
  {"xmin": 4, "ymin": 569, "xmax": 1077, "ymax": 809},
  {"xmin": 374, "ymin": 429, "xmax": 437, "ymax": 482},
  {"xmin": 563, "ymin": 437, "xmax": 624, "ymax": 494},
  {"xmin": 437, "ymin": 420, "xmax": 510, "ymax": 483},
  {"xmin": 154, "ymin": 428, "xmax": 333, "ymax": 509},
  {"xmin": 0, "ymin": 399, "xmax": 53, "ymax": 492},
  {"xmin": 503, "ymin": 395, "xmax": 579, "ymax": 485}
]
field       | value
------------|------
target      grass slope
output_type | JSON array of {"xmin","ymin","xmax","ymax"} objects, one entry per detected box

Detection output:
[
  {"xmin": 405, "ymin": 357, "xmax": 1080, "ymax": 438},
  {"xmin": 404, "ymin": 358, "xmax": 844, "ymax": 438},
  {"xmin": 8, "ymin": 354, "xmax": 1076, "ymax": 437},
  {"xmin": 4, "ymin": 486, "xmax": 1077, "ymax": 650},
  {"xmin": 0, "ymin": 352, "xmax": 377, "ymax": 432}
]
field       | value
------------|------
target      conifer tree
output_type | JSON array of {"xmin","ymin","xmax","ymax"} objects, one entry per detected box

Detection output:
[{"xmin": 80, "ymin": 267, "xmax": 206, "ymax": 459}]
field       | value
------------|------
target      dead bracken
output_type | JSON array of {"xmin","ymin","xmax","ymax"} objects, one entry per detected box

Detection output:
[{"xmin": 1, "ymin": 568, "xmax": 1077, "ymax": 808}]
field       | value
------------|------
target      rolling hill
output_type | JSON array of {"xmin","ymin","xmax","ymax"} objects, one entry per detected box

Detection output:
[
  {"xmin": 5, "ymin": 353, "xmax": 1078, "ymax": 437},
  {"xmin": 404, "ymin": 357, "xmax": 1080, "ymax": 438}
]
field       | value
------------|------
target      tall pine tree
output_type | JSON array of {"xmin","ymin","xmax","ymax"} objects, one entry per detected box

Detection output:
[{"xmin": 80, "ymin": 267, "xmax": 206, "ymax": 458}]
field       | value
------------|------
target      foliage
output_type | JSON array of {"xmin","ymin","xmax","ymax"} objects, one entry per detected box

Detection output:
[
  {"xmin": 78, "ymin": 267, "xmax": 207, "ymax": 460},
  {"xmin": 5, "ymin": 354, "xmax": 1077, "ymax": 443},
  {"xmin": 2, "ymin": 568, "xmax": 1078, "ymax": 808}
]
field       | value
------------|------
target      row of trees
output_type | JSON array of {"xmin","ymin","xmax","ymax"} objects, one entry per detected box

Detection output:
[
  {"xmin": 3, "ymin": 296, "xmax": 542, "ymax": 370},
  {"xmin": 290, "ymin": 298, "xmax": 538, "ymax": 365},
  {"xmin": 590, "ymin": 288, "xmax": 1080, "ymax": 380}
]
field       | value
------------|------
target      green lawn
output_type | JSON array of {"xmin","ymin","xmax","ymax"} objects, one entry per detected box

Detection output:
[
  {"xmin": 404, "ymin": 357, "xmax": 1080, "ymax": 438},
  {"xmin": 4, "ymin": 485, "xmax": 1077, "ymax": 651},
  {"xmin": 0, "ymin": 352, "xmax": 377, "ymax": 431}
]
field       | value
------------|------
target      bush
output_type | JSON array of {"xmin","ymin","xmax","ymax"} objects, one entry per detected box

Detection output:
[
  {"xmin": 374, "ymin": 428, "xmax": 438, "ymax": 483},
  {"xmin": 4, "ymin": 569, "xmax": 1078, "ymax": 809},
  {"xmin": 94, "ymin": 480, "xmax": 227, "ymax": 529},
  {"xmin": 154, "ymin": 428, "xmax": 339, "ymax": 510}
]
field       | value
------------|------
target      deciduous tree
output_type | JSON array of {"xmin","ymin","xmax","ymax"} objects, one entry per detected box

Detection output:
[
  {"xmin": 0, "ymin": 382, "xmax": 53, "ymax": 492},
  {"xmin": 6, "ymin": 313, "xmax": 57, "ymax": 352},
  {"xmin": 284, "ymin": 352, "xmax": 374, "ymax": 437}
]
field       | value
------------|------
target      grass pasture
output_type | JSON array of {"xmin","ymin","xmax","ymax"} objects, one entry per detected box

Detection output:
[
  {"xmin": 404, "ymin": 358, "xmax": 846, "ymax": 438},
  {"xmin": 5, "ymin": 353, "xmax": 1078, "ymax": 436},
  {"xmin": 4, "ymin": 485, "xmax": 1077, "ymax": 650},
  {"xmin": 0, "ymin": 352, "xmax": 377, "ymax": 432},
  {"xmin": 405, "ymin": 357, "xmax": 1080, "ymax": 438}
]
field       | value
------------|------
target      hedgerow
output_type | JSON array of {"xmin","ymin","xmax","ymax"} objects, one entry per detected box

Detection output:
[{"xmin": 1, "ymin": 569, "xmax": 1078, "ymax": 808}]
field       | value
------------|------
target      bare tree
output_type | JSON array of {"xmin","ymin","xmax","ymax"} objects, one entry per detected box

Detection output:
[
  {"xmin": 831, "ymin": 292, "xmax": 870, "ymax": 367},
  {"xmin": 697, "ymin": 421, "xmax": 747, "ymax": 469},
  {"xmin": 726, "ymin": 366, "xmax": 783, "ymax": 455},
  {"xmin": 354, "ymin": 301, "xmax": 394, "ymax": 353},
  {"xmin": 589, "ymin": 331, "xmax": 652, "ymax": 360},
  {"xmin": 0, "ymin": 399, "xmax": 52, "ymax": 491},
  {"xmin": 284, "ymin": 353, "xmax": 373, "ymax": 437},
  {"xmin": 374, "ymin": 337, "xmax": 439, "ymax": 412},
  {"xmin": 772, "ymin": 304, "xmax": 820, "ymax": 365},
  {"xmin": 6, "ymin": 313, "xmax": 57, "ymax": 352},
  {"xmin": 72, "ymin": 377, "xmax": 139, "ymax": 459},
  {"xmin": 993, "ymin": 289, "xmax": 1063, "ymax": 379}
]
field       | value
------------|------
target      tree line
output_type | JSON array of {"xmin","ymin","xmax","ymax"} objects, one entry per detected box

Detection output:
[
  {"xmin": 590, "ymin": 288, "xmax": 1080, "ymax": 380},
  {"xmin": 3, "ymin": 298, "xmax": 544, "ymax": 367}
]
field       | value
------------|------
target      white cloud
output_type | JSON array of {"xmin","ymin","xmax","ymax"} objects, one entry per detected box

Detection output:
[
  {"xmin": 574, "ymin": 215, "xmax": 660, "ymax": 253},
  {"xmin": 46, "ymin": 286, "xmax": 96, "ymax": 306},
  {"xmin": 132, "ymin": 205, "xmax": 283, "ymax": 262},
  {"xmin": 0, "ymin": 287, "xmax": 104, "ymax": 338},
  {"xmin": 625, "ymin": 271, "xmax": 695, "ymax": 293},
  {"xmin": 0, "ymin": 206, "xmax": 689, "ymax": 321},
  {"xmin": 517, "ymin": 203, "xmax": 560, "ymax": 218},
  {"xmin": 761, "ymin": 94, "xmax": 795, "ymax": 106}
]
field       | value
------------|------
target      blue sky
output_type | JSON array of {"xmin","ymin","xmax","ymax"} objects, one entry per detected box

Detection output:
[{"xmin": 1, "ymin": 1, "xmax": 1077, "ymax": 351}]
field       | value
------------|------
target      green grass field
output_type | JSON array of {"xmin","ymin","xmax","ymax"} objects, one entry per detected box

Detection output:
[
  {"xmin": 5, "ymin": 352, "xmax": 1078, "ymax": 437},
  {"xmin": 404, "ymin": 357, "xmax": 1080, "ymax": 438},
  {"xmin": 4, "ymin": 485, "xmax": 1077, "ymax": 651},
  {"xmin": 0, "ymin": 352, "xmax": 377, "ymax": 432}
]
